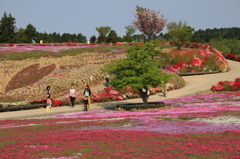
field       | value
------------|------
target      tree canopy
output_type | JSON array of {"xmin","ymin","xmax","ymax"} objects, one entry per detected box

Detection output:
[
  {"xmin": 0, "ymin": 12, "xmax": 16, "ymax": 43},
  {"xmin": 133, "ymin": 6, "xmax": 167, "ymax": 41},
  {"xmin": 103, "ymin": 41, "xmax": 171, "ymax": 104},
  {"xmin": 167, "ymin": 21, "xmax": 194, "ymax": 50}
]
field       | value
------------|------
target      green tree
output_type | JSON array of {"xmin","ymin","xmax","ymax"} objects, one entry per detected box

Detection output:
[
  {"xmin": 132, "ymin": 34, "xmax": 147, "ymax": 42},
  {"xmin": 0, "ymin": 12, "xmax": 17, "ymax": 43},
  {"xmin": 122, "ymin": 35, "xmax": 134, "ymax": 43},
  {"xmin": 50, "ymin": 32, "xmax": 61, "ymax": 42},
  {"xmin": 166, "ymin": 21, "xmax": 193, "ymax": 50},
  {"xmin": 77, "ymin": 33, "xmax": 87, "ymax": 43},
  {"xmin": 106, "ymin": 30, "xmax": 121, "ymax": 43},
  {"xmin": 38, "ymin": 31, "xmax": 53, "ymax": 43},
  {"xmin": 103, "ymin": 41, "xmax": 171, "ymax": 104},
  {"xmin": 123, "ymin": 25, "xmax": 136, "ymax": 42},
  {"xmin": 61, "ymin": 33, "xmax": 72, "ymax": 42},
  {"xmin": 125, "ymin": 25, "xmax": 136, "ymax": 36},
  {"xmin": 96, "ymin": 26, "xmax": 111, "ymax": 43},
  {"xmin": 24, "ymin": 24, "xmax": 37, "ymax": 43},
  {"xmin": 96, "ymin": 26, "xmax": 111, "ymax": 37},
  {"xmin": 15, "ymin": 28, "xmax": 28, "ymax": 43},
  {"xmin": 97, "ymin": 34, "xmax": 106, "ymax": 43}
]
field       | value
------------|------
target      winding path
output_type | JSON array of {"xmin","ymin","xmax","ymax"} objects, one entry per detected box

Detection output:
[{"xmin": 0, "ymin": 60, "xmax": 239, "ymax": 120}]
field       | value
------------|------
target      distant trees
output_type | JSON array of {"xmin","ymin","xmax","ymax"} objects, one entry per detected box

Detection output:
[
  {"xmin": 0, "ymin": 12, "xmax": 87, "ymax": 43},
  {"xmin": 0, "ymin": 12, "xmax": 17, "ymax": 43},
  {"xmin": 166, "ymin": 21, "xmax": 194, "ymax": 50},
  {"xmin": 195, "ymin": 27, "xmax": 240, "ymax": 42},
  {"xmin": 1, "ymin": 11, "xmax": 240, "ymax": 44},
  {"xmin": 132, "ymin": 34, "xmax": 147, "ymax": 42},
  {"xmin": 132, "ymin": 6, "xmax": 167, "ymax": 41}
]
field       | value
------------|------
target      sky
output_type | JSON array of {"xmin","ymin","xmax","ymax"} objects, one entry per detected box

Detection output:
[{"xmin": 0, "ymin": 0, "xmax": 240, "ymax": 40}]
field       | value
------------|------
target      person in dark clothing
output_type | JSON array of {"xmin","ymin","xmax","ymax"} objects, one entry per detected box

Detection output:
[
  {"xmin": 83, "ymin": 97, "xmax": 89, "ymax": 111},
  {"xmin": 69, "ymin": 85, "xmax": 77, "ymax": 108},
  {"xmin": 45, "ymin": 86, "xmax": 53, "ymax": 100},
  {"xmin": 105, "ymin": 77, "xmax": 110, "ymax": 87},
  {"xmin": 90, "ymin": 35, "xmax": 96, "ymax": 43},
  {"xmin": 83, "ymin": 85, "xmax": 91, "ymax": 107}
]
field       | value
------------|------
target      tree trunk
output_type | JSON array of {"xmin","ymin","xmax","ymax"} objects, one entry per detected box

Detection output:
[{"xmin": 138, "ymin": 88, "xmax": 148, "ymax": 104}]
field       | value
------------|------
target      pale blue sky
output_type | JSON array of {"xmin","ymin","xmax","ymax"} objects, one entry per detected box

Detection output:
[{"xmin": 0, "ymin": 0, "xmax": 240, "ymax": 40}]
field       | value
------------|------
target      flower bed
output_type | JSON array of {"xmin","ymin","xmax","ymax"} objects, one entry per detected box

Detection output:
[
  {"xmin": 212, "ymin": 77, "xmax": 240, "ymax": 91},
  {"xmin": 0, "ymin": 92, "xmax": 240, "ymax": 158},
  {"xmin": 225, "ymin": 53, "xmax": 240, "ymax": 62},
  {"xmin": 159, "ymin": 43, "xmax": 228, "ymax": 73}
]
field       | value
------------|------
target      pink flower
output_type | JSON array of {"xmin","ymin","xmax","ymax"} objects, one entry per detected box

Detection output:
[{"xmin": 191, "ymin": 58, "xmax": 202, "ymax": 67}]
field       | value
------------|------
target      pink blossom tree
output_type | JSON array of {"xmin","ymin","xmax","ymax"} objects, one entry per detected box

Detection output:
[{"xmin": 132, "ymin": 6, "xmax": 167, "ymax": 41}]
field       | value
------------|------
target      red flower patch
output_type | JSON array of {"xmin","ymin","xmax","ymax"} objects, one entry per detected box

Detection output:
[{"xmin": 5, "ymin": 63, "xmax": 56, "ymax": 92}]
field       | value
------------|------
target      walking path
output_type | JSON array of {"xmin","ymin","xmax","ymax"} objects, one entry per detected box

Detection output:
[{"xmin": 0, "ymin": 60, "xmax": 239, "ymax": 120}]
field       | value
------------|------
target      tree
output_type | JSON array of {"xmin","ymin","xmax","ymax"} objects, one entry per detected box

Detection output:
[
  {"xmin": 125, "ymin": 25, "xmax": 136, "ymax": 36},
  {"xmin": 50, "ymin": 32, "xmax": 61, "ymax": 42},
  {"xmin": 24, "ymin": 24, "xmax": 37, "ymax": 43},
  {"xmin": 132, "ymin": 34, "xmax": 147, "ymax": 42},
  {"xmin": 90, "ymin": 35, "xmax": 96, "ymax": 43},
  {"xmin": 103, "ymin": 41, "xmax": 171, "ymax": 104},
  {"xmin": 0, "ymin": 12, "xmax": 17, "ymax": 43},
  {"xmin": 96, "ymin": 26, "xmax": 111, "ymax": 37},
  {"xmin": 96, "ymin": 26, "xmax": 111, "ymax": 43},
  {"xmin": 76, "ymin": 33, "xmax": 87, "ymax": 43},
  {"xmin": 15, "ymin": 28, "xmax": 28, "ymax": 43},
  {"xmin": 106, "ymin": 30, "xmax": 121, "ymax": 43},
  {"xmin": 166, "ymin": 21, "xmax": 193, "ymax": 50},
  {"xmin": 38, "ymin": 31, "xmax": 53, "ymax": 43},
  {"xmin": 61, "ymin": 33, "xmax": 72, "ymax": 42},
  {"xmin": 132, "ymin": 6, "xmax": 167, "ymax": 41},
  {"xmin": 123, "ymin": 25, "xmax": 136, "ymax": 42}
]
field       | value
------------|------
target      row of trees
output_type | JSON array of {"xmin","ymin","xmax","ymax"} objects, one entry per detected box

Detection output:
[
  {"xmin": 1, "ymin": 6, "xmax": 240, "ymax": 45},
  {"xmin": 0, "ymin": 12, "xmax": 87, "ymax": 43},
  {"xmin": 194, "ymin": 27, "xmax": 240, "ymax": 42}
]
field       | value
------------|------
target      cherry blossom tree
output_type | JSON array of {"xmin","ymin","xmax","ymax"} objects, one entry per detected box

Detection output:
[{"xmin": 132, "ymin": 6, "xmax": 167, "ymax": 41}]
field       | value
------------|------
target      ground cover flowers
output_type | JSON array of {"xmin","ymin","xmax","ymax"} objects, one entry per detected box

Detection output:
[{"xmin": 0, "ymin": 92, "xmax": 240, "ymax": 158}]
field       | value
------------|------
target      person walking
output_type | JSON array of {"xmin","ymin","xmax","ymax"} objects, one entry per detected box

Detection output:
[
  {"xmin": 32, "ymin": 36, "xmax": 37, "ymax": 43},
  {"xmin": 83, "ymin": 85, "xmax": 91, "ymax": 108},
  {"xmin": 105, "ymin": 76, "xmax": 110, "ymax": 87},
  {"xmin": 69, "ymin": 85, "xmax": 77, "ymax": 108},
  {"xmin": 46, "ymin": 93, "xmax": 52, "ymax": 117},
  {"xmin": 162, "ymin": 81, "xmax": 167, "ymax": 97},
  {"xmin": 45, "ymin": 86, "xmax": 53, "ymax": 100}
]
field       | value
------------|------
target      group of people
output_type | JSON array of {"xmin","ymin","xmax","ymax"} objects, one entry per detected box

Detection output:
[
  {"xmin": 68, "ymin": 84, "xmax": 91, "ymax": 111},
  {"xmin": 44, "ymin": 78, "xmax": 167, "ymax": 116},
  {"xmin": 44, "ymin": 84, "xmax": 92, "ymax": 116}
]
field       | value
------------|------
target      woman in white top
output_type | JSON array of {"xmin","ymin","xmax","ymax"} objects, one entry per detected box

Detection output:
[{"xmin": 69, "ymin": 85, "xmax": 77, "ymax": 107}]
